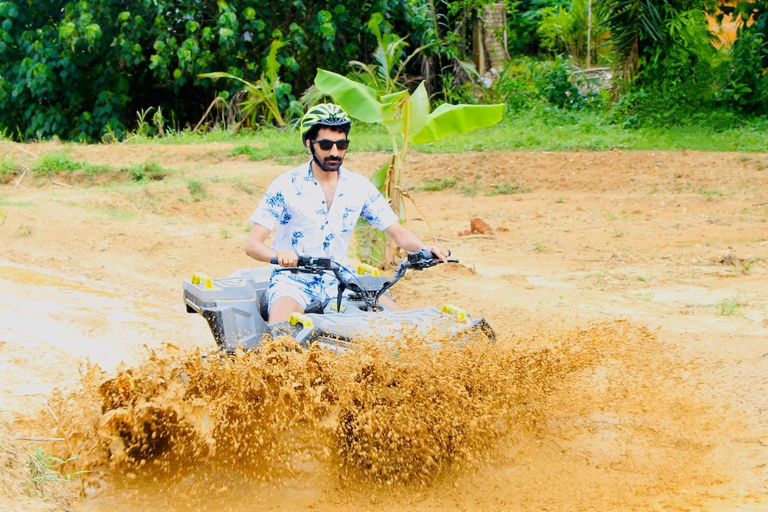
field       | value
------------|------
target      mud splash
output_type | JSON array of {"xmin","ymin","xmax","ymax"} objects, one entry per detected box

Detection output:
[{"xmin": 44, "ymin": 321, "xmax": 736, "ymax": 510}]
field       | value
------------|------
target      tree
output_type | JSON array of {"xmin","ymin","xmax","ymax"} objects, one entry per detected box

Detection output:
[
  {"xmin": 600, "ymin": 0, "xmax": 718, "ymax": 88},
  {"xmin": 720, "ymin": 1, "xmax": 768, "ymax": 113}
]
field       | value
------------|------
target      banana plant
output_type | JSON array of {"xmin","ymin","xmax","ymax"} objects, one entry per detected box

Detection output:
[
  {"xmin": 200, "ymin": 40, "xmax": 288, "ymax": 128},
  {"xmin": 314, "ymin": 68, "xmax": 504, "ymax": 266}
]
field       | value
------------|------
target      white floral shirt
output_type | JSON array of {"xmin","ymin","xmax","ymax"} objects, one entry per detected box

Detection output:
[{"xmin": 249, "ymin": 160, "xmax": 398, "ymax": 269}]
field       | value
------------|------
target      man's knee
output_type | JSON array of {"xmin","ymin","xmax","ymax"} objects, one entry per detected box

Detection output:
[
  {"xmin": 268, "ymin": 296, "xmax": 304, "ymax": 323},
  {"xmin": 379, "ymin": 294, "xmax": 402, "ymax": 311}
]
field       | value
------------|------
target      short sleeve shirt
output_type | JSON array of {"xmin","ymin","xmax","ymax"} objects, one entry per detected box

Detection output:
[{"xmin": 249, "ymin": 161, "xmax": 398, "ymax": 269}]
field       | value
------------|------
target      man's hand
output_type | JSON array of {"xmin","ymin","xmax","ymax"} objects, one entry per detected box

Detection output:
[
  {"xmin": 424, "ymin": 245, "xmax": 451, "ymax": 263},
  {"xmin": 275, "ymin": 250, "xmax": 299, "ymax": 267}
]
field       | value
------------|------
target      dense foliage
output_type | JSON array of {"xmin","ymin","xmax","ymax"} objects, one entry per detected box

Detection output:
[
  {"xmin": 720, "ymin": 1, "xmax": 768, "ymax": 112},
  {"xmin": 0, "ymin": 0, "xmax": 766, "ymax": 140},
  {"xmin": 0, "ymin": 0, "xmax": 418, "ymax": 140}
]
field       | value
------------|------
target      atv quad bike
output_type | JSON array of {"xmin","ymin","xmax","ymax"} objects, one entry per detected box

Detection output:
[{"xmin": 183, "ymin": 249, "xmax": 495, "ymax": 353}]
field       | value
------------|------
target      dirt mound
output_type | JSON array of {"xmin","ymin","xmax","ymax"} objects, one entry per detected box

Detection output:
[{"xmin": 458, "ymin": 217, "xmax": 493, "ymax": 236}]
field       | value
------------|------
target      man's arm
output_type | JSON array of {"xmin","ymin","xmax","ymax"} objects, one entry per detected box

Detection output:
[
  {"xmin": 245, "ymin": 224, "xmax": 298, "ymax": 266},
  {"xmin": 384, "ymin": 222, "xmax": 450, "ymax": 263}
]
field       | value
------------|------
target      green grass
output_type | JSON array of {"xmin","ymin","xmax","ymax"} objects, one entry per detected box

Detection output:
[
  {"xmin": 24, "ymin": 152, "xmax": 170, "ymax": 183},
  {"xmin": 716, "ymin": 293, "xmax": 745, "ymax": 316},
  {"xmin": 28, "ymin": 445, "xmax": 85, "ymax": 497},
  {"xmin": 32, "ymin": 152, "xmax": 81, "ymax": 174},
  {"xmin": 700, "ymin": 189, "xmax": 726, "ymax": 201},
  {"xmin": 232, "ymin": 177, "xmax": 260, "ymax": 195},
  {"xmin": 0, "ymin": 199, "xmax": 35, "ymax": 207},
  {"xmin": 421, "ymin": 178, "xmax": 456, "ymax": 191},
  {"xmin": 187, "ymin": 179, "xmax": 208, "ymax": 202},
  {"xmin": 124, "ymin": 161, "xmax": 169, "ymax": 182},
  {"xmin": 636, "ymin": 291, "xmax": 655, "ymax": 301},
  {"xmin": 9, "ymin": 108, "xmax": 766, "ymax": 172},
  {"xmin": 486, "ymin": 183, "xmax": 531, "ymax": 195},
  {"xmin": 109, "ymin": 107, "xmax": 768, "ymax": 155},
  {"xmin": 0, "ymin": 156, "xmax": 19, "ymax": 177},
  {"xmin": 742, "ymin": 257, "xmax": 764, "ymax": 275}
]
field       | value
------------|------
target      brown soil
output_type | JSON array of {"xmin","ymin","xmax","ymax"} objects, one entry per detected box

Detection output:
[{"xmin": 1, "ymin": 141, "xmax": 767, "ymax": 511}]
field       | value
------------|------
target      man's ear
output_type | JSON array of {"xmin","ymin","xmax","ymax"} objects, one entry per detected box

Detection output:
[{"xmin": 305, "ymin": 139, "xmax": 311, "ymax": 151}]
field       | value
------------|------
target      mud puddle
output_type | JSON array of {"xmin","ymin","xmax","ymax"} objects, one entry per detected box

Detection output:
[{"xmin": 28, "ymin": 321, "xmax": 756, "ymax": 511}]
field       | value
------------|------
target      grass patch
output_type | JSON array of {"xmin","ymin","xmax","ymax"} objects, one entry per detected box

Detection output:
[
  {"xmin": 30, "ymin": 152, "xmax": 116, "ymax": 178},
  {"xmin": 0, "ymin": 199, "xmax": 35, "ymax": 207},
  {"xmin": 421, "ymin": 178, "xmax": 456, "ymax": 191},
  {"xmin": 14, "ymin": 108, "xmax": 768, "ymax": 160},
  {"xmin": 48, "ymin": 105, "xmax": 768, "ymax": 153},
  {"xmin": 716, "ymin": 293, "xmax": 745, "ymax": 316},
  {"xmin": 0, "ymin": 156, "xmax": 19, "ymax": 177},
  {"xmin": 233, "ymin": 178, "xmax": 259, "ymax": 195},
  {"xmin": 187, "ymin": 179, "xmax": 208, "ymax": 202},
  {"xmin": 124, "ymin": 161, "xmax": 169, "ymax": 182},
  {"xmin": 700, "ymin": 189, "xmax": 726, "ymax": 201},
  {"xmin": 28, "ymin": 445, "xmax": 85, "ymax": 497},
  {"xmin": 32, "ymin": 152, "xmax": 80, "ymax": 174},
  {"xmin": 486, "ymin": 183, "xmax": 531, "ymax": 196},
  {"xmin": 742, "ymin": 257, "xmax": 764, "ymax": 275}
]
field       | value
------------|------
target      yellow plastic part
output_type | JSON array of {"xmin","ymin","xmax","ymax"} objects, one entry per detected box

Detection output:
[
  {"xmin": 327, "ymin": 302, "xmax": 347, "ymax": 313},
  {"xmin": 289, "ymin": 313, "xmax": 314, "ymax": 329},
  {"xmin": 191, "ymin": 273, "xmax": 214, "ymax": 290},
  {"xmin": 441, "ymin": 304, "xmax": 467, "ymax": 321},
  {"xmin": 357, "ymin": 263, "xmax": 380, "ymax": 277}
]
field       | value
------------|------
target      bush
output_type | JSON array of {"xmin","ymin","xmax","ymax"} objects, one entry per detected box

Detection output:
[{"xmin": 0, "ymin": 1, "xmax": 413, "ymax": 141}]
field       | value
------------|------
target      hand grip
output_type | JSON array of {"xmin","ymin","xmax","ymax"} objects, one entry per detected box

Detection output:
[{"xmin": 269, "ymin": 256, "xmax": 310, "ymax": 266}]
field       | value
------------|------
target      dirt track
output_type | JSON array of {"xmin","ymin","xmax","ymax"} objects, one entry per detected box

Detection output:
[{"xmin": 1, "ymin": 142, "xmax": 767, "ymax": 510}]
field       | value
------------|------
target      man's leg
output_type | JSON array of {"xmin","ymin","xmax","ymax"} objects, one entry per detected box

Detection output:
[
  {"xmin": 268, "ymin": 296, "xmax": 304, "ymax": 323},
  {"xmin": 379, "ymin": 294, "xmax": 403, "ymax": 311}
]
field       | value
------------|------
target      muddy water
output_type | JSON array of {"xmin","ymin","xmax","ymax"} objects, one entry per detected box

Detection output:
[{"xmin": 46, "ymin": 321, "xmax": 750, "ymax": 511}]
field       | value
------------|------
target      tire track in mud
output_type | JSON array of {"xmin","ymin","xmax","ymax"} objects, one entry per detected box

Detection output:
[{"xmin": 37, "ymin": 320, "xmax": 748, "ymax": 511}]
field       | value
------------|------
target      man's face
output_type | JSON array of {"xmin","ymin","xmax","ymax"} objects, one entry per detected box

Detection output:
[{"xmin": 307, "ymin": 127, "xmax": 348, "ymax": 172}]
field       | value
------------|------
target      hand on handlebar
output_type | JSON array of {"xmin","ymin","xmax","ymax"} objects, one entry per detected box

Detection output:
[
  {"xmin": 423, "ymin": 245, "xmax": 451, "ymax": 264},
  {"xmin": 273, "ymin": 250, "xmax": 298, "ymax": 267}
]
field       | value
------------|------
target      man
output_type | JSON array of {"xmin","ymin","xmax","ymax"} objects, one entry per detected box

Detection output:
[{"xmin": 244, "ymin": 103, "xmax": 450, "ymax": 327}]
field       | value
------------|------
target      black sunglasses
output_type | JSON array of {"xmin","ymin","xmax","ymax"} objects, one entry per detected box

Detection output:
[{"xmin": 311, "ymin": 139, "xmax": 350, "ymax": 151}]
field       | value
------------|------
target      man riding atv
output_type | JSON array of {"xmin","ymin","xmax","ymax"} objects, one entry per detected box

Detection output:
[{"xmin": 244, "ymin": 103, "xmax": 450, "ymax": 335}]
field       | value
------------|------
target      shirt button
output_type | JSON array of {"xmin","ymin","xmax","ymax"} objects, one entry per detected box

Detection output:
[{"xmin": 322, "ymin": 200, "xmax": 325, "ymax": 204}]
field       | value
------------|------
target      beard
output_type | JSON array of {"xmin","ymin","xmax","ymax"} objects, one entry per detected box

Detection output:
[
  {"xmin": 320, "ymin": 156, "xmax": 343, "ymax": 171},
  {"xmin": 311, "ymin": 146, "xmax": 344, "ymax": 173}
]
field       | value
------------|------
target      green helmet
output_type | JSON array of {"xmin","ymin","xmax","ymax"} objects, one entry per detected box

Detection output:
[{"xmin": 300, "ymin": 103, "xmax": 351, "ymax": 143}]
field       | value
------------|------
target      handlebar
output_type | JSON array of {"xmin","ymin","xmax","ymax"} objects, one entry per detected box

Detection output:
[{"xmin": 268, "ymin": 249, "xmax": 457, "ymax": 311}]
